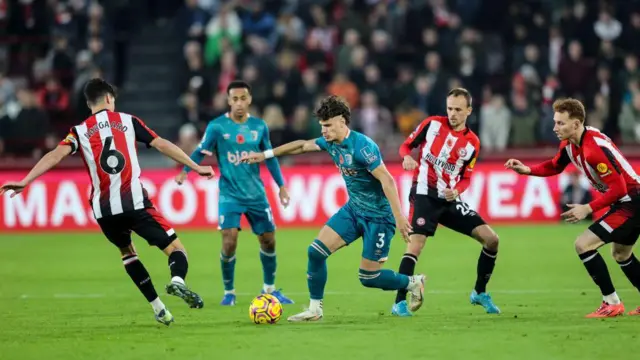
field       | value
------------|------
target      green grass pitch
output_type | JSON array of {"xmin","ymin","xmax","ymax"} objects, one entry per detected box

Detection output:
[{"xmin": 1, "ymin": 225, "xmax": 639, "ymax": 360}]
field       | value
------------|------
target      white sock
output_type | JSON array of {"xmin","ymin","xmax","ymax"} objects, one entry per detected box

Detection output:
[
  {"xmin": 150, "ymin": 297, "xmax": 165, "ymax": 314},
  {"xmin": 224, "ymin": 289, "xmax": 235, "ymax": 295},
  {"xmin": 171, "ymin": 276, "xmax": 185, "ymax": 285},
  {"xmin": 309, "ymin": 299, "xmax": 323, "ymax": 313},
  {"xmin": 263, "ymin": 284, "xmax": 276, "ymax": 293},
  {"xmin": 603, "ymin": 292, "xmax": 621, "ymax": 305}
]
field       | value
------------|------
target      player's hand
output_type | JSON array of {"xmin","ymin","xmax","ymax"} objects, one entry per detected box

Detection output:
[
  {"xmin": 402, "ymin": 155, "xmax": 418, "ymax": 171},
  {"xmin": 195, "ymin": 166, "xmax": 215, "ymax": 179},
  {"xmin": 279, "ymin": 186, "xmax": 290, "ymax": 208},
  {"xmin": 444, "ymin": 188, "xmax": 458, "ymax": 202},
  {"xmin": 0, "ymin": 181, "xmax": 27, "ymax": 198},
  {"xmin": 504, "ymin": 159, "xmax": 531, "ymax": 175},
  {"xmin": 561, "ymin": 204, "xmax": 593, "ymax": 224},
  {"xmin": 397, "ymin": 216, "xmax": 413, "ymax": 243},
  {"xmin": 175, "ymin": 171, "xmax": 188, "ymax": 185},
  {"xmin": 241, "ymin": 151, "xmax": 266, "ymax": 164}
]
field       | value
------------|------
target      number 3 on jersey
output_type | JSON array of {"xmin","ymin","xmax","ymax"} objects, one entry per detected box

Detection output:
[{"xmin": 99, "ymin": 136, "xmax": 126, "ymax": 174}]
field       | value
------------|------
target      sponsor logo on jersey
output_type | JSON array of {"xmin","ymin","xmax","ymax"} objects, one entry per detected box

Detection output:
[
  {"xmin": 227, "ymin": 151, "xmax": 250, "ymax": 165},
  {"xmin": 596, "ymin": 163, "xmax": 608, "ymax": 173},
  {"xmin": 360, "ymin": 146, "xmax": 378, "ymax": 164},
  {"xmin": 223, "ymin": 133, "xmax": 230, "ymax": 139},
  {"xmin": 424, "ymin": 152, "xmax": 457, "ymax": 174}
]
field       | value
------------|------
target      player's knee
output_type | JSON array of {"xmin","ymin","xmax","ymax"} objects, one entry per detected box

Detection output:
[
  {"xmin": 483, "ymin": 232, "xmax": 499, "ymax": 251},
  {"xmin": 406, "ymin": 235, "xmax": 427, "ymax": 255},
  {"xmin": 358, "ymin": 269, "xmax": 381, "ymax": 288},
  {"xmin": 221, "ymin": 232, "xmax": 238, "ymax": 255},
  {"xmin": 258, "ymin": 232, "xmax": 276, "ymax": 252},
  {"xmin": 611, "ymin": 247, "xmax": 633, "ymax": 262}
]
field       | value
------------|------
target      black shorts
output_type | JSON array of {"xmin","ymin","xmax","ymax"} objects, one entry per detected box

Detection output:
[
  {"xmin": 408, "ymin": 186, "xmax": 486, "ymax": 237},
  {"xmin": 96, "ymin": 207, "xmax": 178, "ymax": 250},
  {"xmin": 589, "ymin": 201, "xmax": 640, "ymax": 246}
]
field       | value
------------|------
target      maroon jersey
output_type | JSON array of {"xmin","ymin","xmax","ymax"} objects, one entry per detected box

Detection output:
[
  {"xmin": 59, "ymin": 109, "xmax": 158, "ymax": 219},
  {"xmin": 529, "ymin": 127, "xmax": 640, "ymax": 212},
  {"xmin": 399, "ymin": 116, "xmax": 480, "ymax": 199}
]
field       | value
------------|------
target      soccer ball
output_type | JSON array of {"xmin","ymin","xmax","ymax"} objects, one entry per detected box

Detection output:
[{"xmin": 249, "ymin": 294, "xmax": 283, "ymax": 324}]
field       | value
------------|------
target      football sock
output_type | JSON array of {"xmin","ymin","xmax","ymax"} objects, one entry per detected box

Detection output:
[
  {"xmin": 220, "ymin": 251, "xmax": 236, "ymax": 292},
  {"xmin": 617, "ymin": 254, "xmax": 640, "ymax": 292},
  {"xmin": 168, "ymin": 249, "xmax": 188, "ymax": 282},
  {"xmin": 307, "ymin": 239, "xmax": 330, "ymax": 300},
  {"xmin": 259, "ymin": 247, "xmax": 277, "ymax": 290},
  {"xmin": 150, "ymin": 297, "xmax": 166, "ymax": 314},
  {"xmin": 359, "ymin": 269, "xmax": 410, "ymax": 290},
  {"xmin": 579, "ymin": 250, "xmax": 616, "ymax": 298},
  {"xmin": 123, "ymin": 254, "xmax": 158, "ymax": 302},
  {"xmin": 475, "ymin": 247, "xmax": 498, "ymax": 294},
  {"xmin": 395, "ymin": 253, "xmax": 417, "ymax": 303}
]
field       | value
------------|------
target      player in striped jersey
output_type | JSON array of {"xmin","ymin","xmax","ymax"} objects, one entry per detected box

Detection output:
[
  {"xmin": 392, "ymin": 88, "xmax": 501, "ymax": 317},
  {"xmin": 0, "ymin": 79, "xmax": 215, "ymax": 325},
  {"xmin": 506, "ymin": 98, "xmax": 640, "ymax": 318}
]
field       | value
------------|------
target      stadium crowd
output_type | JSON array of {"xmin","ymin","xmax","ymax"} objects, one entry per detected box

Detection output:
[{"xmin": 3, "ymin": 0, "xmax": 640, "ymax": 161}]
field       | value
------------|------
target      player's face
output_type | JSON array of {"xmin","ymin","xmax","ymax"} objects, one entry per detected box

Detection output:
[
  {"xmin": 553, "ymin": 111, "xmax": 580, "ymax": 140},
  {"xmin": 446, "ymin": 95, "xmax": 472, "ymax": 130},
  {"xmin": 319, "ymin": 116, "xmax": 347, "ymax": 142},
  {"xmin": 228, "ymin": 88, "xmax": 252, "ymax": 118}
]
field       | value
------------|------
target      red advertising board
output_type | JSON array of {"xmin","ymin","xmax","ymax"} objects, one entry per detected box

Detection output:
[{"xmin": 0, "ymin": 163, "xmax": 608, "ymax": 232}]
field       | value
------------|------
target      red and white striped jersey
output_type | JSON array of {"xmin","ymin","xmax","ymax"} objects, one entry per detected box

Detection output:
[
  {"xmin": 399, "ymin": 116, "xmax": 480, "ymax": 199},
  {"xmin": 59, "ymin": 109, "xmax": 158, "ymax": 219},
  {"xmin": 529, "ymin": 126, "xmax": 640, "ymax": 212}
]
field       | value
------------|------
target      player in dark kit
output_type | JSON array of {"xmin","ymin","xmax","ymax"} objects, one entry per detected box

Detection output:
[
  {"xmin": 506, "ymin": 98, "xmax": 640, "ymax": 318},
  {"xmin": 392, "ymin": 88, "xmax": 501, "ymax": 317},
  {"xmin": 0, "ymin": 79, "xmax": 214, "ymax": 325}
]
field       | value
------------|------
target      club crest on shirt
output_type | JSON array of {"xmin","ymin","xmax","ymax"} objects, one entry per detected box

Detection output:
[
  {"xmin": 251, "ymin": 130, "xmax": 258, "ymax": 141},
  {"xmin": 596, "ymin": 163, "xmax": 608, "ymax": 173},
  {"xmin": 344, "ymin": 154, "xmax": 353, "ymax": 165},
  {"xmin": 458, "ymin": 147, "xmax": 467, "ymax": 157}
]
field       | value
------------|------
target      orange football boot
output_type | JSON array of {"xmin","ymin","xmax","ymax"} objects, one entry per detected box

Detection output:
[
  {"xmin": 585, "ymin": 301, "xmax": 625, "ymax": 318},
  {"xmin": 627, "ymin": 306, "xmax": 640, "ymax": 316}
]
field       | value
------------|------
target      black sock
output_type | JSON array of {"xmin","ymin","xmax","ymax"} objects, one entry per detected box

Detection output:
[
  {"xmin": 579, "ymin": 250, "xmax": 615, "ymax": 296},
  {"xmin": 123, "ymin": 254, "xmax": 158, "ymax": 302},
  {"xmin": 169, "ymin": 250, "xmax": 188, "ymax": 280},
  {"xmin": 395, "ymin": 253, "xmax": 417, "ymax": 304},
  {"xmin": 474, "ymin": 247, "xmax": 497, "ymax": 294},
  {"xmin": 617, "ymin": 254, "xmax": 640, "ymax": 291}
]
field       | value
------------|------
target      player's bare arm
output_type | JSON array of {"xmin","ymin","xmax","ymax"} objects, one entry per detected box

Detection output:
[
  {"xmin": 241, "ymin": 139, "xmax": 321, "ymax": 164},
  {"xmin": 150, "ymin": 137, "xmax": 214, "ymax": 178},
  {"xmin": 0, "ymin": 144, "xmax": 73, "ymax": 197},
  {"xmin": 504, "ymin": 159, "xmax": 531, "ymax": 175},
  {"xmin": 370, "ymin": 163, "xmax": 412, "ymax": 243}
]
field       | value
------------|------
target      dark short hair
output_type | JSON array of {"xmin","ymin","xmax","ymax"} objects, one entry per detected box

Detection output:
[
  {"xmin": 315, "ymin": 95, "xmax": 351, "ymax": 124},
  {"xmin": 553, "ymin": 98, "xmax": 586, "ymax": 123},
  {"xmin": 227, "ymin": 80, "xmax": 251, "ymax": 95},
  {"xmin": 447, "ymin": 87, "xmax": 472, "ymax": 107},
  {"xmin": 84, "ymin": 78, "xmax": 117, "ymax": 105}
]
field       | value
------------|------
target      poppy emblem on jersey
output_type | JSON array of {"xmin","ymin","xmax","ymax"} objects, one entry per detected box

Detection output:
[
  {"xmin": 339, "ymin": 154, "xmax": 344, "ymax": 164},
  {"xmin": 458, "ymin": 148, "xmax": 467, "ymax": 157},
  {"xmin": 446, "ymin": 139, "xmax": 454, "ymax": 148},
  {"xmin": 417, "ymin": 217, "xmax": 426, "ymax": 226},
  {"xmin": 236, "ymin": 134, "xmax": 245, "ymax": 144},
  {"xmin": 596, "ymin": 163, "xmax": 608, "ymax": 173}
]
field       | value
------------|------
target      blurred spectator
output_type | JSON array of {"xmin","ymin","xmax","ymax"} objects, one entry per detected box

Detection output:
[
  {"xmin": 619, "ymin": 92, "xmax": 640, "ymax": 144},
  {"xmin": 204, "ymin": 4, "xmax": 242, "ymax": 67},
  {"xmin": 352, "ymin": 91, "xmax": 393, "ymax": 146},
  {"xmin": 327, "ymin": 73, "xmax": 359, "ymax": 109},
  {"xmin": 0, "ymin": 89, "xmax": 49, "ymax": 158},
  {"xmin": 480, "ymin": 94, "xmax": 511, "ymax": 151},
  {"xmin": 561, "ymin": 171, "xmax": 593, "ymax": 219},
  {"xmin": 177, "ymin": 0, "xmax": 210, "ymax": 41},
  {"xmin": 509, "ymin": 95, "xmax": 538, "ymax": 147},
  {"xmin": 594, "ymin": 8, "xmax": 622, "ymax": 42},
  {"xmin": 242, "ymin": 2, "xmax": 277, "ymax": 49},
  {"xmin": 177, "ymin": 123, "xmax": 199, "ymax": 155},
  {"xmin": 37, "ymin": 77, "xmax": 69, "ymax": 113}
]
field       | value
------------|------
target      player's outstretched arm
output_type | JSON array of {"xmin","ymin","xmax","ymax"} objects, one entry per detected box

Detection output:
[
  {"xmin": 241, "ymin": 139, "xmax": 321, "ymax": 163},
  {"xmin": 150, "ymin": 137, "xmax": 214, "ymax": 178},
  {"xmin": 0, "ymin": 145, "xmax": 72, "ymax": 197},
  {"xmin": 370, "ymin": 164, "xmax": 412, "ymax": 242},
  {"xmin": 504, "ymin": 158, "xmax": 531, "ymax": 175}
]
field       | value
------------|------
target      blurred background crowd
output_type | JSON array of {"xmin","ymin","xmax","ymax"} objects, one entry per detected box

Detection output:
[{"xmin": 3, "ymin": 0, "xmax": 640, "ymax": 166}]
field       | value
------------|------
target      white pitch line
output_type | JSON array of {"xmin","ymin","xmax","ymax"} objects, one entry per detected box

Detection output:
[{"xmin": 13, "ymin": 288, "xmax": 638, "ymax": 299}]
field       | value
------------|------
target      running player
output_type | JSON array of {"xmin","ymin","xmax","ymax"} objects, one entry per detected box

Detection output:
[
  {"xmin": 392, "ymin": 88, "xmax": 501, "ymax": 317},
  {"xmin": 241, "ymin": 95, "xmax": 425, "ymax": 322},
  {"xmin": 0, "ymin": 78, "xmax": 213, "ymax": 325},
  {"xmin": 506, "ymin": 98, "xmax": 640, "ymax": 318},
  {"xmin": 175, "ymin": 80, "xmax": 293, "ymax": 306}
]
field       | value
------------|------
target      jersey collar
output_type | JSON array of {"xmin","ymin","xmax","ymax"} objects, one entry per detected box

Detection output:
[{"xmin": 578, "ymin": 126, "xmax": 587, "ymax": 146}]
